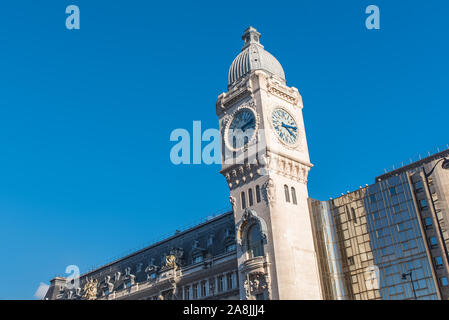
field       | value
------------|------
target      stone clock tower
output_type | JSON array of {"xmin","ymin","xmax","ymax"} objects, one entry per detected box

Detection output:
[{"xmin": 216, "ymin": 27, "xmax": 322, "ymax": 300}]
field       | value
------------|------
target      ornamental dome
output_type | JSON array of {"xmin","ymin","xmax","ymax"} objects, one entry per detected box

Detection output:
[{"xmin": 228, "ymin": 27, "xmax": 285, "ymax": 87}]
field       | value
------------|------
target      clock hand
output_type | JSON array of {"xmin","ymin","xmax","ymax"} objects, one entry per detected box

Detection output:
[
  {"xmin": 281, "ymin": 123, "xmax": 297, "ymax": 131},
  {"xmin": 284, "ymin": 127, "xmax": 295, "ymax": 137}
]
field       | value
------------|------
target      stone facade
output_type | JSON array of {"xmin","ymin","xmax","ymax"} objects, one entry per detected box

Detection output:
[{"xmin": 45, "ymin": 212, "xmax": 240, "ymax": 300}]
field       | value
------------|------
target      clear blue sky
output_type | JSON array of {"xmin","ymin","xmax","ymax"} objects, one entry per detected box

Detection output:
[{"xmin": 0, "ymin": 0, "xmax": 448, "ymax": 299}]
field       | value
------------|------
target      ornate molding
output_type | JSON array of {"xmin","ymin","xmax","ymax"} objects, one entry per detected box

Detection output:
[
  {"xmin": 222, "ymin": 162, "xmax": 262, "ymax": 190},
  {"xmin": 216, "ymin": 78, "xmax": 253, "ymax": 115},
  {"xmin": 236, "ymin": 209, "xmax": 268, "ymax": 247},
  {"xmin": 262, "ymin": 178, "xmax": 276, "ymax": 208},
  {"xmin": 266, "ymin": 78, "xmax": 301, "ymax": 107},
  {"xmin": 82, "ymin": 278, "xmax": 98, "ymax": 300},
  {"xmin": 243, "ymin": 272, "xmax": 269, "ymax": 300},
  {"xmin": 264, "ymin": 152, "xmax": 311, "ymax": 183}
]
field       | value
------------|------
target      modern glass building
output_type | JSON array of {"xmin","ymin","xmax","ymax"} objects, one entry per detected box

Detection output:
[{"xmin": 310, "ymin": 149, "xmax": 449, "ymax": 300}]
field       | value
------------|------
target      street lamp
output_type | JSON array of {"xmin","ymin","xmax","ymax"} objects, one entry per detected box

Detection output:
[{"xmin": 402, "ymin": 272, "xmax": 417, "ymax": 300}]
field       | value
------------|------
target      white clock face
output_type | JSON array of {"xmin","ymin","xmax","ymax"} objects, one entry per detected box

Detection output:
[
  {"xmin": 226, "ymin": 108, "xmax": 256, "ymax": 150},
  {"xmin": 272, "ymin": 108, "xmax": 298, "ymax": 145}
]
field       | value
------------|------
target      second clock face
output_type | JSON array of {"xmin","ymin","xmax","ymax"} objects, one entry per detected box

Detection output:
[
  {"xmin": 272, "ymin": 108, "xmax": 298, "ymax": 145},
  {"xmin": 227, "ymin": 108, "xmax": 256, "ymax": 150}
]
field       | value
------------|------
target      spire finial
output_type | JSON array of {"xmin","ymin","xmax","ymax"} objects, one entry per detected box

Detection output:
[{"xmin": 242, "ymin": 26, "xmax": 262, "ymax": 50}]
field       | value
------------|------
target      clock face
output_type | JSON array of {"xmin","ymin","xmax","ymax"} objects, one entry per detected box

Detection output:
[
  {"xmin": 227, "ymin": 108, "xmax": 256, "ymax": 150},
  {"xmin": 272, "ymin": 108, "xmax": 298, "ymax": 145}
]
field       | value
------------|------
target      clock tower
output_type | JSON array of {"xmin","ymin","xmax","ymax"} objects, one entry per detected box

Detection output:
[{"xmin": 216, "ymin": 27, "xmax": 322, "ymax": 300}]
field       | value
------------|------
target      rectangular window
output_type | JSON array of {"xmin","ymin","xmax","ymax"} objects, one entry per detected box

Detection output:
[
  {"xmin": 351, "ymin": 207, "xmax": 357, "ymax": 223},
  {"xmin": 429, "ymin": 237, "xmax": 438, "ymax": 248},
  {"xmin": 390, "ymin": 187, "xmax": 397, "ymax": 196},
  {"xmin": 414, "ymin": 181, "xmax": 424, "ymax": 192},
  {"xmin": 370, "ymin": 194, "xmax": 376, "ymax": 203},
  {"xmin": 441, "ymin": 277, "xmax": 449, "ymax": 287},
  {"xmin": 284, "ymin": 185, "xmax": 290, "ymax": 202},
  {"xmin": 424, "ymin": 217, "xmax": 433, "ymax": 228},
  {"xmin": 256, "ymin": 185, "xmax": 261, "ymax": 203},
  {"xmin": 192, "ymin": 283, "xmax": 199, "ymax": 299},
  {"xmin": 420, "ymin": 199, "xmax": 428, "ymax": 210},
  {"xmin": 208, "ymin": 278, "xmax": 215, "ymax": 296},
  {"xmin": 218, "ymin": 276, "xmax": 225, "ymax": 292},
  {"xmin": 184, "ymin": 286, "xmax": 190, "ymax": 300},
  {"xmin": 226, "ymin": 243, "xmax": 236, "ymax": 252},
  {"xmin": 201, "ymin": 281, "xmax": 207, "ymax": 297},
  {"xmin": 241, "ymin": 192, "xmax": 246, "ymax": 210},
  {"xmin": 248, "ymin": 188, "xmax": 254, "ymax": 206},
  {"xmin": 435, "ymin": 256, "xmax": 443, "ymax": 268},
  {"xmin": 377, "ymin": 229, "xmax": 384, "ymax": 238},
  {"xmin": 193, "ymin": 255, "xmax": 203, "ymax": 264},
  {"xmin": 291, "ymin": 187, "xmax": 297, "ymax": 205},
  {"xmin": 348, "ymin": 256, "xmax": 355, "ymax": 265},
  {"xmin": 227, "ymin": 273, "xmax": 234, "ymax": 290}
]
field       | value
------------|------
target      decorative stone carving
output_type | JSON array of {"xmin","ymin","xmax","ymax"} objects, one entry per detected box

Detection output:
[
  {"xmin": 229, "ymin": 196, "xmax": 236, "ymax": 211},
  {"xmin": 221, "ymin": 163, "xmax": 262, "ymax": 191},
  {"xmin": 114, "ymin": 271, "xmax": 121, "ymax": 283},
  {"xmin": 102, "ymin": 275, "xmax": 114, "ymax": 295},
  {"xmin": 216, "ymin": 81, "xmax": 253, "ymax": 115},
  {"xmin": 145, "ymin": 264, "xmax": 159, "ymax": 281},
  {"xmin": 123, "ymin": 267, "xmax": 136, "ymax": 286},
  {"xmin": 82, "ymin": 278, "xmax": 98, "ymax": 300},
  {"xmin": 162, "ymin": 254, "xmax": 178, "ymax": 271},
  {"xmin": 262, "ymin": 178, "xmax": 276, "ymax": 207},
  {"xmin": 261, "ymin": 152, "xmax": 311, "ymax": 182},
  {"xmin": 243, "ymin": 272, "xmax": 268, "ymax": 300},
  {"xmin": 169, "ymin": 247, "xmax": 184, "ymax": 265},
  {"xmin": 266, "ymin": 78, "xmax": 301, "ymax": 106},
  {"xmin": 66, "ymin": 290, "xmax": 73, "ymax": 300}
]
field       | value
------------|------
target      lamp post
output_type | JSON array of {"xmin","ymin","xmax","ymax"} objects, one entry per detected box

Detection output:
[{"xmin": 402, "ymin": 272, "xmax": 417, "ymax": 300}]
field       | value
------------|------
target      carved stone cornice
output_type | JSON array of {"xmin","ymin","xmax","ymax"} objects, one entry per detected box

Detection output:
[
  {"xmin": 264, "ymin": 151, "xmax": 311, "ymax": 183},
  {"xmin": 216, "ymin": 77, "xmax": 253, "ymax": 115},
  {"xmin": 221, "ymin": 162, "xmax": 262, "ymax": 190},
  {"xmin": 266, "ymin": 78, "xmax": 302, "ymax": 107}
]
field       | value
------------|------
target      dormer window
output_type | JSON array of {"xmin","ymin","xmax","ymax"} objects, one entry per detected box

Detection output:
[
  {"xmin": 193, "ymin": 255, "xmax": 203, "ymax": 264},
  {"xmin": 225, "ymin": 243, "xmax": 236, "ymax": 253},
  {"xmin": 207, "ymin": 234, "xmax": 214, "ymax": 246}
]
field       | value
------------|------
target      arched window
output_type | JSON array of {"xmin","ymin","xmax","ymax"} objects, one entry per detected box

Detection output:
[
  {"xmin": 256, "ymin": 185, "xmax": 261, "ymax": 203},
  {"xmin": 284, "ymin": 185, "xmax": 290, "ymax": 202},
  {"xmin": 241, "ymin": 191, "xmax": 246, "ymax": 210},
  {"xmin": 247, "ymin": 224, "xmax": 264, "ymax": 258},
  {"xmin": 291, "ymin": 187, "xmax": 297, "ymax": 205},
  {"xmin": 248, "ymin": 188, "xmax": 254, "ymax": 206}
]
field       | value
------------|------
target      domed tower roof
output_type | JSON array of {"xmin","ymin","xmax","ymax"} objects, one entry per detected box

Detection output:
[{"xmin": 228, "ymin": 27, "xmax": 285, "ymax": 87}]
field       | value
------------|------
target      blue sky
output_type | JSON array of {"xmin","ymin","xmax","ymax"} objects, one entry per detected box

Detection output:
[{"xmin": 0, "ymin": 0, "xmax": 448, "ymax": 299}]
